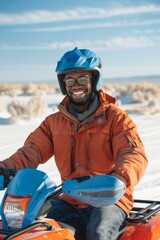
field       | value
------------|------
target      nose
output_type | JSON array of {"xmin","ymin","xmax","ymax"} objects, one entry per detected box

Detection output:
[{"xmin": 72, "ymin": 80, "xmax": 82, "ymax": 88}]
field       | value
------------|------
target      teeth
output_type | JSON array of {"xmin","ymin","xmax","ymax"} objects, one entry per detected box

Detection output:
[{"xmin": 73, "ymin": 91, "xmax": 84, "ymax": 95}]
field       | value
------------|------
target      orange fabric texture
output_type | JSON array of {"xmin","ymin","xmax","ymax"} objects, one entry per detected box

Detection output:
[{"xmin": 1, "ymin": 90, "xmax": 148, "ymax": 215}]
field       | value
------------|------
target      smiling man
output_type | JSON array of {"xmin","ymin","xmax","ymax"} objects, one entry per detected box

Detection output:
[
  {"xmin": 64, "ymin": 71, "xmax": 99, "ymax": 123},
  {"xmin": 0, "ymin": 47, "xmax": 148, "ymax": 240}
]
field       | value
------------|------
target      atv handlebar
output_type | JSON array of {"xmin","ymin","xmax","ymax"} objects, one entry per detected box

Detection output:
[{"xmin": 0, "ymin": 168, "xmax": 16, "ymax": 189}]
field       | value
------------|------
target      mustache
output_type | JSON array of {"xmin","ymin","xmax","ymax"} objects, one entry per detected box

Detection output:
[{"xmin": 68, "ymin": 93, "xmax": 93, "ymax": 106}]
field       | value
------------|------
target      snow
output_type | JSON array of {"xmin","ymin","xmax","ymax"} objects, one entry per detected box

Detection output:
[{"xmin": 0, "ymin": 91, "xmax": 160, "ymax": 205}]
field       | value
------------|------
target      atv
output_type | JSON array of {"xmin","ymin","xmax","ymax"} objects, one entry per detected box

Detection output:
[{"xmin": 0, "ymin": 168, "xmax": 160, "ymax": 240}]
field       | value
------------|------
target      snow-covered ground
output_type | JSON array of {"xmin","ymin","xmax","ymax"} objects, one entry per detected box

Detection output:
[{"xmin": 0, "ymin": 90, "xmax": 160, "ymax": 204}]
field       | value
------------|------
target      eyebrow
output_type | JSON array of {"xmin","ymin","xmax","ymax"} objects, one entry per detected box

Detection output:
[{"xmin": 65, "ymin": 74, "xmax": 91, "ymax": 79}]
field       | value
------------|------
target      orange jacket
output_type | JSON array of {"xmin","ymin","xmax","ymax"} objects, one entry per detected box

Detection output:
[{"xmin": 1, "ymin": 90, "xmax": 148, "ymax": 215}]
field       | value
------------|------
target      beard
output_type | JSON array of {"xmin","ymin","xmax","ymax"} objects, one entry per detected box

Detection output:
[{"xmin": 68, "ymin": 92, "xmax": 93, "ymax": 107}]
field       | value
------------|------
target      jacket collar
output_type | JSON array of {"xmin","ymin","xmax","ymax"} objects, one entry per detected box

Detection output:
[{"xmin": 58, "ymin": 90, "xmax": 116, "ymax": 121}]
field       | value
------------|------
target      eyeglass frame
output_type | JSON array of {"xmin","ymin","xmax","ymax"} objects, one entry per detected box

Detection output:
[{"xmin": 63, "ymin": 75, "xmax": 92, "ymax": 87}]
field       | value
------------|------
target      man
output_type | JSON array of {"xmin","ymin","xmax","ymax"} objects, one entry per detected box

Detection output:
[{"xmin": 0, "ymin": 47, "xmax": 148, "ymax": 240}]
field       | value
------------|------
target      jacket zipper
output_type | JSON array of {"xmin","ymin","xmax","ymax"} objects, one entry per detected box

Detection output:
[
  {"xmin": 70, "ymin": 122, "xmax": 79, "ymax": 173},
  {"xmin": 70, "ymin": 136, "xmax": 75, "ymax": 173}
]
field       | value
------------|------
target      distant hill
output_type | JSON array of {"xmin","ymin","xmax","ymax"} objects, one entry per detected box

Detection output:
[
  {"xmin": 105, "ymin": 75, "xmax": 160, "ymax": 84},
  {"xmin": 0, "ymin": 75, "xmax": 159, "ymax": 84}
]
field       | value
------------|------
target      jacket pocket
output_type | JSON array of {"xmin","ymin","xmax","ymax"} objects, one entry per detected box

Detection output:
[
  {"xmin": 124, "ymin": 131, "xmax": 143, "ymax": 149},
  {"xmin": 124, "ymin": 133, "xmax": 136, "ymax": 148}
]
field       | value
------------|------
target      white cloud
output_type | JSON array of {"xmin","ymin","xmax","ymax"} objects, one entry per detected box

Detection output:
[
  {"xmin": 0, "ymin": 36, "xmax": 160, "ymax": 51},
  {"xmin": 0, "ymin": 5, "xmax": 160, "ymax": 25},
  {"xmin": 13, "ymin": 19, "xmax": 160, "ymax": 32}
]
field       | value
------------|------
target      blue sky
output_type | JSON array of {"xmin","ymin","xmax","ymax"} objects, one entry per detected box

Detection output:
[{"xmin": 0, "ymin": 0, "xmax": 160, "ymax": 83}]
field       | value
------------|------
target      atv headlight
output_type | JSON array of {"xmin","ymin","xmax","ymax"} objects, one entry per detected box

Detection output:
[
  {"xmin": 4, "ymin": 202, "xmax": 25, "ymax": 229},
  {"xmin": 3, "ymin": 195, "xmax": 30, "ymax": 229}
]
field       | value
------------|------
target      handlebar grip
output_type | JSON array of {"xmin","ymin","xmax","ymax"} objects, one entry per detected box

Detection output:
[{"xmin": 0, "ymin": 168, "xmax": 16, "ymax": 188}]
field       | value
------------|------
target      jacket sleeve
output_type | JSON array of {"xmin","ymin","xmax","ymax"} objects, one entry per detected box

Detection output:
[
  {"xmin": 0, "ymin": 116, "xmax": 54, "ymax": 170},
  {"xmin": 109, "ymin": 110, "xmax": 148, "ymax": 188}
]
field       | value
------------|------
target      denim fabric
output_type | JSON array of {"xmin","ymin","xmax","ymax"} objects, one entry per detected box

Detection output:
[{"xmin": 47, "ymin": 199, "xmax": 126, "ymax": 240}]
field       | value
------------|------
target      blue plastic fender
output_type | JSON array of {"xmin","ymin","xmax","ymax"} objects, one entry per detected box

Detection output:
[{"xmin": 0, "ymin": 169, "xmax": 57, "ymax": 230}]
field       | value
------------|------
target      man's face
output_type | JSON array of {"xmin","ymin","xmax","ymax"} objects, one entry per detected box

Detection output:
[{"xmin": 64, "ymin": 71, "xmax": 93, "ymax": 107}]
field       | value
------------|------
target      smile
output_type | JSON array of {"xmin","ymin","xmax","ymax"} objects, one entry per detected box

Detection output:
[{"xmin": 72, "ymin": 91, "xmax": 85, "ymax": 97}]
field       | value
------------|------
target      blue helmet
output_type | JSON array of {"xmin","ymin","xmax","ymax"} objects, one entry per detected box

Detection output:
[{"xmin": 56, "ymin": 47, "xmax": 102, "ymax": 95}]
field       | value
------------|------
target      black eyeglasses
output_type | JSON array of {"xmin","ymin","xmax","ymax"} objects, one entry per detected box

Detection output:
[{"xmin": 64, "ymin": 75, "xmax": 92, "ymax": 87}]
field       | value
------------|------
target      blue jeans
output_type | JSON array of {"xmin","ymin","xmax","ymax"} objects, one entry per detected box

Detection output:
[{"xmin": 47, "ymin": 199, "xmax": 126, "ymax": 240}]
